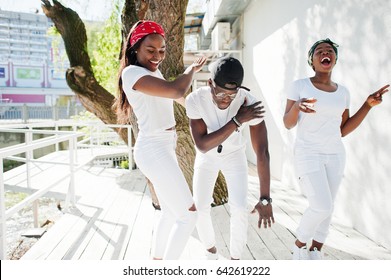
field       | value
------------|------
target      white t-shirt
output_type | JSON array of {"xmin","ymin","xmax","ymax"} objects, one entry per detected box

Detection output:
[
  {"xmin": 186, "ymin": 86, "xmax": 263, "ymax": 156},
  {"xmin": 122, "ymin": 65, "xmax": 175, "ymax": 135},
  {"xmin": 287, "ymin": 78, "xmax": 350, "ymax": 155}
]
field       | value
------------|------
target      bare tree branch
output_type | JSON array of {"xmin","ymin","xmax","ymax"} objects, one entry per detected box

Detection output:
[
  {"xmin": 41, "ymin": 0, "xmax": 228, "ymax": 205},
  {"xmin": 41, "ymin": 0, "xmax": 91, "ymax": 71},
  {"xmin": 41, "ymin": 0, "xmax": 119, "ymax": 129}
]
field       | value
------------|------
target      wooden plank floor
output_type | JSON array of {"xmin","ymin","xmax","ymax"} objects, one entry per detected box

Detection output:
[{"xmin": 4, "ymin": 159, "xmax": 390, "ymax": 260}]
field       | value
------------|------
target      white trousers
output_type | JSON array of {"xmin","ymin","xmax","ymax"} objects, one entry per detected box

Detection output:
[
  {"xmin": 294, "ymin": 153, "xmax": 346, "ymax": 244},
  {"xmin": 134, "ymin": 131, "xmax": 196, "ymax": 260},
  {"xmin": 193, "ymin": 147, "xmax": 248, "ymax": 259}
]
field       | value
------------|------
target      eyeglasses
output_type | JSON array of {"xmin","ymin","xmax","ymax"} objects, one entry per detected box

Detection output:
[{"xmin": 211, "ymin": 82, "xmax": 238, "ymax": 100}]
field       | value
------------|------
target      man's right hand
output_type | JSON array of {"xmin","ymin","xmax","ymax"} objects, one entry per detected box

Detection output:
[{"xmin": 236, "ymin": 98, "xmax": 265, "ymax": 124}]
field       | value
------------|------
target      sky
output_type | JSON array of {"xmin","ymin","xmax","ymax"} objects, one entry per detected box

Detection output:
[
  {"xmin": 0, "ymin": 0, "xmax": 206, "ymax": 21},
  {"xmin": 0, "ymin": 0, "xmax": 113, "ymax": 21}
]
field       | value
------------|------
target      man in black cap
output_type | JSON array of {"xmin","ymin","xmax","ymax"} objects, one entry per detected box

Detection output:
[{"xmin": 185, "ymin": 56, "xmax": 274, "ymax": 260}]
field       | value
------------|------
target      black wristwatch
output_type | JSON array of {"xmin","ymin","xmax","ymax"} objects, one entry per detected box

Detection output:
[{"xmin": 260, "ymin": 197, "xmax": 272, "ymax": 206}]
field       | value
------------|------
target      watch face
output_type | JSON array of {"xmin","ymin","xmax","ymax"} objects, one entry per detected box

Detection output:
[{"xmin": 261, "ymin": 199, "xmax": 268, "ymax": 206}]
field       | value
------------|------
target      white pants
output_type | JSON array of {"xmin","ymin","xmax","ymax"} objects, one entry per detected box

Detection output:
[
  {"xmin": 193, "ymin": 147, "xmax": 248, "ymax": 259},
  {"xmin": 134, "ymin": 131, "xmax": 196, "ymax": 260},
  {"xmin": 294, "ymin": 153, "xmax": 345, "ymax": 244}
]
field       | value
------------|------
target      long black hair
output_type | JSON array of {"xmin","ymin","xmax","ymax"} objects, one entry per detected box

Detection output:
[{"xmin": 113, "ymin": 21, "xmax": 147, "ymax": 125}]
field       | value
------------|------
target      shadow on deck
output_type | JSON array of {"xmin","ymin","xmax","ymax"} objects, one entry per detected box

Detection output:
[{"xmin": 4, "ymin": 162, "xmax": 390, "ymax": 260}]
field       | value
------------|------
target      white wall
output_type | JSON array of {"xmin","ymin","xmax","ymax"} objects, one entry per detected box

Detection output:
[{"xmin": 242, "ymin": 0, "xmax": 391, "ymax": 250}]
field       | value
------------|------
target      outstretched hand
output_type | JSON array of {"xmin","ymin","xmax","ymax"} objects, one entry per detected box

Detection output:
[
  {"xmin": 251, "ymin": 202, "xmax": 274, "ymax": 229},
  {"xmin": 366, "ymin": 84, "xmax": 389, "ymax": 108},
  {"xmin": 189, "ymin": 56, "xmax": 207, "ymax": 73},
  {"xmin": 295, "ymin": 97, "xmax": 317, "ymax": 113}
]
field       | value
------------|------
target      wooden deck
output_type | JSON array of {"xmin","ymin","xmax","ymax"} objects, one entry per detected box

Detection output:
[{"xmin": 4, "ymin": 158, "xmax": 391, "ymax": 260}]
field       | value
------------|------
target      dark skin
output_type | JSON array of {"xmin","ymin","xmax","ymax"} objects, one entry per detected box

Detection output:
[
  {"xmin": 130, "ymin": 33, "xmax": 206, "ymax": 260},
  {"xmin": 284, "ymin": 42, "xmax": 389, "ymax": 252},
  {"xmin": 189, "ymin": 79, "xmax": 274, "ymax": 259},
  {"xmin": 133, "ymin": 34, "xmax": 206, "ymax": 102}
]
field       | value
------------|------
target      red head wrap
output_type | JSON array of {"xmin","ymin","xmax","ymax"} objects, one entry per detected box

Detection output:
[{"xmin": 130, "ymin": 20, "xmax": 165, "ymax": 47}]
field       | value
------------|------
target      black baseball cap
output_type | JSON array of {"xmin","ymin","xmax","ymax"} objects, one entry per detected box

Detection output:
[{"xmin": 209, "ymin": 56, "xmax": 248, "ymax": 90}]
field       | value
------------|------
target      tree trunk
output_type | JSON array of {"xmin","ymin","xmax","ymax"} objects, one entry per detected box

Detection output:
[
  {"xmin": 42, "ymin": 0, "xmax": 228, "ymax": 206},
  {"xmin": 41, "ymin": 0, "xmax": 129, "ymax": 142},
  {"xmin": 145, "ymin": 0, "xmax": 228, "ymax": 205}
]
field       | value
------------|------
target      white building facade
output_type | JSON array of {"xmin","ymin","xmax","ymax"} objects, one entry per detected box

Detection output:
[
  {"xmin": 0, "ymin": 10, "xmax": 72, "ymax": 106},
  {"xmin": 188, "ymin": 0, "xmax": 391, "ymax": 252},
  {"xmin": 239, "ymin": 0, "xmax": 391, "ymax": 250}
]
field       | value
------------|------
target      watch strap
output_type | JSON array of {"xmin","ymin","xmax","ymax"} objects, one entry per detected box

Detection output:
[{"xmin": 260, "ymin": 197, "xmax": 272, "ymax": 205}]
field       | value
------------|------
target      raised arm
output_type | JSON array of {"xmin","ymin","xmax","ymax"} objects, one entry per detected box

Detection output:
[
  {"xmin": 341, "ymin": 84, "xmax": 389, "ymax": 137},
  {"xmin": 134, "ymin": 57, "xmax": 206, "ymax": 99}
]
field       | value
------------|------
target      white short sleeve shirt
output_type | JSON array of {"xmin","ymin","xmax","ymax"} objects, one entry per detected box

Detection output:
[
  {"xmin": 186, "ymin": 86, "xmax": 264, "ymax": 156},
  {"xmin": 287, "ymin": 78, "xmax": 350, "ymax": 154},
  {"xmin": 122, "ymin": 65, "xmax": 175, "ymax": 135}
]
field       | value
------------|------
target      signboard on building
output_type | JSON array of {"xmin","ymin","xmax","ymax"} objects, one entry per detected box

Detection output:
[{"xmin": 16, "ymin": 68, "xmax": 41, "ymax": 80}]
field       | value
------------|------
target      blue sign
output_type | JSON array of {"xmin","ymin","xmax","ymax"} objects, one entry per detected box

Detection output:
[{"xmin": 0, "ymin": 67, "xmax": 5, "ymax": 78}]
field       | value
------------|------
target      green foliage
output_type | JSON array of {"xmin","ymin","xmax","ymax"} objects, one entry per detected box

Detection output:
[
  {"xmin": 120, "ymin": 160, "xmax": 129, "ymax": 169},
  {"xmin": 47, "ymin": 26, "xmax": 68, "ymax": 76},
  {"xmin": 47, "ymin": 26, "xmax": 60, "ymax": 36},
  {"xmin": 3, "ymin": 160, "xmax": 24, "ymax": 173},
  {"xmin": 70, "ymin": 111, "xmax": 99, "ymax": 141},
  {"xmin": 5, "ymin": 191, "xmax": 28, "ymax": 209},
  {"xmin": 71, "ymin": 110, "xmax": 98, "ymax": 122},
  {"xmin": 90, "ymin": 0, "xmax": 121, "ymax": 94}
]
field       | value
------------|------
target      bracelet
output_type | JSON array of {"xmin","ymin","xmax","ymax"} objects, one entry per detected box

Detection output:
[{"xmin": 232, "ymin": 116, "xmax": 242, "ymax": 128}]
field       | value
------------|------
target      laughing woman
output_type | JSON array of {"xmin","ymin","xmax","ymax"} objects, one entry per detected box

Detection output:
[
  {"xmin": 114, "ymin": 20, "xmax": 206, "ymax": 260},
  {"xmin": 283, "ymin": 38, "xmax": 389, "ymax": 260}
]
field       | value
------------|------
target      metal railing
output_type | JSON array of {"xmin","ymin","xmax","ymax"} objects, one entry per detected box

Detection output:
[
  {"xmin": 0, "ymin": 120, "xmax": 133, "ymax": 259},
  {"xmin": 0, "ymin": 104, "xmax": 86, "ymax": 122}
]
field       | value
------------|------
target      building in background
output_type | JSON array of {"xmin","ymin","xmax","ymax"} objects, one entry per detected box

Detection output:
[
  {"xmin": 0, "ymin": 9, "xmax": 74, "ymax": 107},
  {"xmin": 184, "ymin": 0, "xmax": 250, "ymax": 88}
]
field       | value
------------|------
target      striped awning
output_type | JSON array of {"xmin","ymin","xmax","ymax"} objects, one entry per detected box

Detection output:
[{"xmin": 184, "ymin": 13, "xmax": 204, "ymax": 34}]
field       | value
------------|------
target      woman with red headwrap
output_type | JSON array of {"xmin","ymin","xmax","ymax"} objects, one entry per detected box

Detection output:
[{"xmin": 115, "ymin": 20, "xmax": 206, "ymax": 260}]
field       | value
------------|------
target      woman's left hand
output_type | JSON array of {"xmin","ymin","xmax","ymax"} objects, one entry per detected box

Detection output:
[
  {"xmin": 191, "ymin": 56, "xmax": 207, "ymax": 73},
  {"xmin": 367, "ymin": 84, "xmax": 389, "ymax": 107}
]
